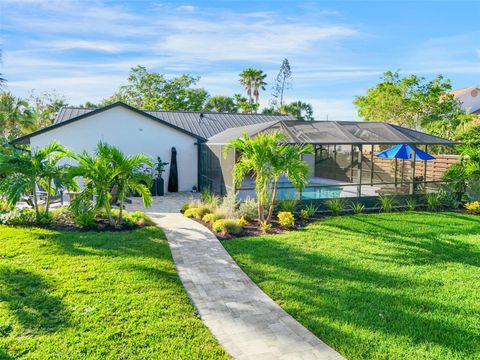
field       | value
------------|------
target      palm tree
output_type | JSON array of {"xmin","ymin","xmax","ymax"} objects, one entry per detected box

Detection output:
[
  {"xmin": 105, "ymin": 145, "xmax": 153, "ymax": 224},
  {"xmin": 204, "ymin": 95, "xmax": 238, "ymax": 113},
  {"xmin": 70, "ymin": 143, "xmax": 152, "ymax": 226},
  {"xmin": 239, "ymin": 68, "xmax": 257, "ymax": 105},
  {"xmin": 0, "ymin": 92, "xmax": 35, "ymax": 139},
  {"xmin": 0, "ymin": 142, "xmax": 74, "ymax": 218},
  {"xmin": 252, "ymin": 69, "xmax": 267, "ymax": 106},
  {"xmin": 266, "ymin": 143, "xmax": 313, "ymax": 221},
  {"xmin": 280, "ymin": 101, "xmax": 314, "ymax": 121}
]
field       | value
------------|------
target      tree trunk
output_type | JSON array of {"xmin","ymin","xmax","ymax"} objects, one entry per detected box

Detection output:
[
  {"xmin": 32, "ymin": 181, "xmax": 39, "ymax": 220},
  {"xmin": 118, "ymin": 197, "xmax": 124, "ymax": 225},
  {"xmin": 257, "ymin": 191, "xmax": 264, "ymax": 223},
  {"xmin": 267, "ymin": 178, "xmax": 279, "ymax": 221},
  {"xmin": 280, "ymin": 78, "xmax": 285, "ymax": 106},
  {"xmin": 45, "ymin": 178, "xmax": 52, "ymax": 213}
]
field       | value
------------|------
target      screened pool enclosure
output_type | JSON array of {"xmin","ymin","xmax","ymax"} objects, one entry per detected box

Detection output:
[{"xmin": 200, "ymin": 120, "xmax": 458, "ymax": 201}]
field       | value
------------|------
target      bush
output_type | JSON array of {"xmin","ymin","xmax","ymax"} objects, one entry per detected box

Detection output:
[
  {"xmin": 278, "ymin": 198, "xmax": 299, "ymax": 213},
  {"xmin": 259, "ymin": 221, "xmax": 272, "ymax": 233},
  {"xmin": 0, "ymin": 198, "xmax": 12, "ymax": 213},
  {"xmin": 36, "ymin": 211, "xmax": 54, "ymax": 226},
  {"xmin": 426, "ymin": 193, "xmax": 441, "ymax": 211},
  {"xmin": 465, "ymin": 201, "xmax": 480, "ymax": 214},
  {"xmin": 183, "ymin": 207, "xmax": 198, "ymax": 218},
  {"xmin": 438, "ymin": 185, "xmax": 461, "ymax": 209},
  {"xmin": 466, "ymin": 181, "xmax": 480, "ymax": 201},
  {"xmin": 200, "ymin": 189, "xmax": 220, "ymax": 207},
  {"xmin": 326, "ymin": 198, "xmax": 345, "ymax": 216},
  {"xmin": 304, "ymin": 203, "xmax": 319, "ymax": 217},
  {"xmin": 202, "ymin": 212, "xmax": 225, "ymax": 224},
  {"xmin": 405, "ymin": 197, "xmax": 417, "ymax": 211},
  {"xmin": 237, "ymin": 197, "xmax": 257, "ymax": 221},
  {"xmin": 378, "ymin": 195, "xmax": 396, "ymax": 213},
  {"xmin": 69, "ymin": 196, "xmax": 96, "ymax": 228},
  {"xmin": 237, "ymin": 216, "xmax": 248, "ymax": 227},
  {"xmin": 0, "ymin": 208, "xmax": 35, "ymax": 226},
  {"xmin": 181, "ymin": 202, "xmax": 196, "ymax": 213},
  {"xmin": 218, "ymin": 192, "xmax": 237, "ymax": 218},
  {"xmin": 299, "ymin": 209, "xmax": 309, "ymax": 220},
  {"xmin": 124, "ymin": 211, "xmax": 155, "ymax": 226},
  {"xmin": 278, "ymin": 211, "xmax": 295, "ymax": 228},
  {"xmin": 349, "ymin": 201, "xmax": 365, "ymax": 214},
  {"xmin": 212, "ymin": 219, "xmax": 243, "ymax": 235}
]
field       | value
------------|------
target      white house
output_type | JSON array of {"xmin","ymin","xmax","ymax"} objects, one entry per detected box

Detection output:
[
  {"xmin": 450, "ymin": 86, "xmax": 480, "ymax": 114},
  {"xmin": 13, "ymin": 102, "xmax": 293, "ymax": 193}
]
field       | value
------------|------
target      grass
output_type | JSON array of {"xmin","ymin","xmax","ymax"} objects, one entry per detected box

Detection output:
[
  {"xmin": 0, "ymin": 226, "xmax": 228, "ymax": 359},
  {"xmin": 223, "ymin": 212, "xmax": 480, "ymax": 360}
]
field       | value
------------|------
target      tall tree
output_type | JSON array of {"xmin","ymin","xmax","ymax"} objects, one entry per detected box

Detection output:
[
  {"xmin": 101, "ymin": 65, "xmax": 209, "ymax": 111},
  {"xmin": 239, "ymin": 68, "xmax": 256, "ymax": 105},
  {"xmin": 262, "ymin": 101, "xmax": 314, "ymax": 121},
  {"xmin": 233, "ymin": 94, "xmax": 258, "ymax": 114},
  {"xmin": 29, "ymin": 90, "xmax": 67, "ymax": 130},
  {"xmin": 271, "ymin": 59, "xmax": 292, "ymax": 107},
  {"xmin": 252, "ymin": 69, "xmax": 267, "ymax": 106},
  {"xmin": 354, "ymin": 71, "xmax": 466, "ymax": 135},
  {"xmin": 204, "ymin": 95, "xmax": 238, "ymax": 112},
  {"xmin": 0, "ymin": 92, "xmax": 35, "ymax": 140}
]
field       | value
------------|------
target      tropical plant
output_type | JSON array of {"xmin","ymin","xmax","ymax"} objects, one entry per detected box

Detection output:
[
  {"xmin": 405, "ymin": 197, "xmax": 417, "ymax": 211},
  {"xmin": 70, "ymin": 142, "xmax": 152, "ymax": 226},
  {"xmin": 299, "ymin": 209, "xmax": 309, "ymax": 220},
  {"xmin": 464, "ymin": 201, "xmax": 480, "ymax": 214},
  {"xmin": 237, "ymin": 216, "xmax": 248, "ymax": 227},
  {"xmin": 278, "ymin": 211, "xmax": 295, "ymax": 228},
  {"xmin": 0, "ymin": 142, "xmax": 75, "ymax": 220},
  {"xmin": 437, "ymin": 184, "xmax": 461, "ymax": 209},
  {"xmin": 212, "ymin": 219, "xmax": 243, "ymax": 235},
  {"xmin": 466, "ymin": 181, "xmax": 480, "ymax": 202},
  {"xmin": 378, "ymin": 195, "xmax": 397, "ymax": 213},
  {"xmin": 266, "ymin": 142, "xmax": 313, "ymax": 221},
  {"xmin": 0, "ymin": 92, "xmax": 35, "ymax": 139},
  {"xmin": 204, "ymin": 95, "xmax": 238, "ymax": 113},
  {"xmin": 69, "ymin": 196, "xmax": 96, "ymax": 228},
  {"xmin": 239, "ymin": 68, "xmax": 267, "ymax": 110},
  {"xmin": 259, "ymin": 220, "xmax": 272, "ymax": 233},
  {"xmin": 426, "ymin": 193, "xmax": 441, "ymax": 211},
  {"xmin": 304, "ymin": 203, "xmax": 319, "ymax": 217},
  {"xmin": 203, "ymin": 212, "xmax": 225, "ymax": 224},
  {"xmin": 350, "ymin": 201, "xmax": 365, "ymax": 214},
  {"xmin": 280, "ymin": 101, "xmax": 314, "ymax": 121},
  {"xmin": 200, "ymin": 189, "xmax": 220, "ymax": 207},
  {"xmin": 277, "ymin": 198, "xmax": 299, "ymax": 213},
  {"xmin": 326, "ymin": 198, "xmax": 345, "ymax": 216},
  {"xmin": 444, "ymin": 144, "xmax": 480, "ymax": 198},
  {"xmin": 237, "ymin": 197, "xmax": 258, "ymax": 221}
]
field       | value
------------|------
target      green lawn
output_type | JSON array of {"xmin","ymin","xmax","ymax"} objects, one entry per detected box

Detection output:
[
  {"xmin": 223, "ymin": 212, "xmax": 480, "ymax": 360},
  {"xmin": 0, "ymin": 226, "xmax": 228, "ymax": 359}
]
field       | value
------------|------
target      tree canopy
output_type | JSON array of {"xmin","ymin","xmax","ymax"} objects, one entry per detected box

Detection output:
[{"xmin": 354, "ymin": 71, "xmax": 471, "ymax": 138}]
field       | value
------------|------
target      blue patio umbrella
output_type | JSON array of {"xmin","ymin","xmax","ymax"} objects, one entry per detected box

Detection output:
[
  {"xmin": 375, "ymin": 144, "xmax": 435, "ymax": 187},
  {"xmin": 375, "ymin": 144, "xmax": 435, "ymax": 161}
]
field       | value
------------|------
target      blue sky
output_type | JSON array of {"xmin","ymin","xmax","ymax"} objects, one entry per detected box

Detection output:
[{"xmin": 1, "ymin": 0, "xmax": 479, "ymax": 120}]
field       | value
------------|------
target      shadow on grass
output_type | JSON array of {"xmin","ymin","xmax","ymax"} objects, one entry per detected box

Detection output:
[
  {"xmin": 0, "ymin": 267, "xmax": 70, "ymax": 334},
  {"xmin": 226, "ymin": 213, "xmax": 480, "ymax": 357}
]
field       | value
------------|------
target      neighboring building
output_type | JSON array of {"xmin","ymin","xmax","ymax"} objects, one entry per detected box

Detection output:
[
  {"xmin": 450, "ymin": 86, "xmax": 480, "ymax": 114},
  {"xmin": 13, "ymin": 102, "xmax": 457, "ymax": 199}
]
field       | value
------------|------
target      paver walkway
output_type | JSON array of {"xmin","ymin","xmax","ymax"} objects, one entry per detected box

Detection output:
[{"xmin": 128, "ymin": 194, "xmax": 344, "ymax": 360}]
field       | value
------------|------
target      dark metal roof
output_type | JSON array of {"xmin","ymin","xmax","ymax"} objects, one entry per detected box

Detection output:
[
  {"xmin": 207, "ymin": 120, "xmax": 458, "ymax": 145},
  {"xmin": 53, "ymin": 103, "xmax": 295, "ymax": 140}
]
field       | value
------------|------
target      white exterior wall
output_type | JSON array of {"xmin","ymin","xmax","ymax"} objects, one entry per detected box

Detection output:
[{"xmin": 30, "ymin": 106, "xmax": 199, "ymax": 193}]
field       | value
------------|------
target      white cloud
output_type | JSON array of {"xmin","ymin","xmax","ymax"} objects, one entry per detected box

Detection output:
[
  {"xmin": 176, "ymin": 5, "xmax": 197, "ymax": 12},
  {"xmin": 44, "ymin": 40, "xmax": 132, "ymax": 53}
]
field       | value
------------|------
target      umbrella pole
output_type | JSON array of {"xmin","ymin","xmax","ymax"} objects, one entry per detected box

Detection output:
[
  {"xmin": 401, "ymin": 159, "xmax": 405, "ymax": 187},
  {"xmin": 394, "ymin": 158, "xmax": 398, "ymax": 188}
]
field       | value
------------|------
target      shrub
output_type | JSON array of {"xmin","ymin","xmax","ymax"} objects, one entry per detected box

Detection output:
[
  {"xmin": 465, "ymin": 201, "xmax": 480, "ymax": 214},
  {"xmin": 405, "ymin": 197, "xmax": 417, "ymax": 211},
  {"xmin": 326, "ymin": 198, "xmax": 345, "ymax": 216},
  {"xmin": 181, "ymin": 202, "xmax": 196, "ymax": 213},
  {"xmin": 0, "ymin": 208, "xmax": 35, "ymax": 226},
  {"xmin": 69, "ymin": 196, "xmax": 96, "ymax": 228},
  {"xmin": 202, "ymin": 212, "xmax": 225, "ymax": 224},
  {"xmin": 183, "ymin": 207, "xmax": 198, "ymax": 218},
  {"xmin": 124, "ymin": 211, "xmax": 155, "ymax": 226},
  {"xmin": 212, "ymin": 219, "xmax": 243, "ymax": 235},
  {"xmin": 426, "ymin": 193, "xmax": 441, "ymax": 211},
  {"xmin": 278, "ymin": 211, "xmax": 295, "ymax": 228},
  {"xmin": 349, "ymin": 201, "xmax": 365, "ymax": 214},
  {"xmin": 438, "ymin": 185, "xmax": 461, "ymax": 209},
  {"xmin": 218, "ymin": 192, "xmax": 237, "ymax": 218},
  {"xmin": 378, "ymin": 195, "xmax": 396, "ymax": 213},
  {"xmin": 304, "ymin": 203, "xmax": 319, "ymax": 217},
  {"xmin": 200, "ymin": 189, "xmax": 220, "ymax": 207},
  {"xmin": 299, "ymin": 209, "xmax": 309, "ymax": 220},
  {"xmin": 36, "ymin": 211, "xmax": 54, "ymax": 226},
  {"xmin": 237, "ymin": 216, "xmax": 248, "ymax": 227},
  {"xmin": 0, "ymin": 198, "xmax": 12, "ymax": 213},
  {"xmin": 465, "ymin": 181, "xmax": 480, "ymax": 201},
  {"xmin": 237, "ymin": 197, "xmax": 258, "ymax": 221},
  {"xmin": 278, "ymin": 198, "xmax": 299, "ymax": 213},
  {"xmin": 259, "ymin": 221, "xmax": 272, "ymax": 233}
]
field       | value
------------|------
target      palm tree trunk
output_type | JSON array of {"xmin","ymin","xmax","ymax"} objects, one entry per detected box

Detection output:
[
  {"xmin": 267, "ymin": 178, "xmax": 279, "ymax": 221},
  {"xmin": 45, "ymin": 178, "xmax": 52, "ymax": 213},
  {"xmin": 32, "ymin": 181, "xmax": 39, "ymax": 219},
  {"xmin": 118, "ymin": 197, "xmax": 124, "ymax": 225},
  {"xmin": 257, "ymin": 189, "xmax": 264, "ymax": 223}
]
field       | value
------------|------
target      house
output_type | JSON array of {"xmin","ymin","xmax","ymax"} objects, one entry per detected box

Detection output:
[
  {"xmin": 13, "ymin": 102, "xmax": 457, "ymax": 200},
  {"xmin": 450, "ymin": 86, "xmax": 480, "ymax": 114},
  {"xmin": 12, "ymin": 102, "xmax": 294, "ymax": 193}
]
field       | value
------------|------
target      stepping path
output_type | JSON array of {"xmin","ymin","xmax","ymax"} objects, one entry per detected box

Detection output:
[{"xmin": 129, "ymin": 194, "xmax": 344, "ymax": 359}]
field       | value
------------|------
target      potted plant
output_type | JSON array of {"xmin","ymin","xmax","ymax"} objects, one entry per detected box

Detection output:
[{"xmin": 153, "ymin": 156, "xmax": 168, "ymax": 196}]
